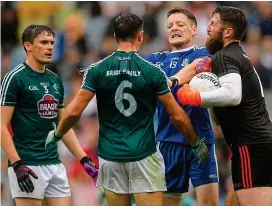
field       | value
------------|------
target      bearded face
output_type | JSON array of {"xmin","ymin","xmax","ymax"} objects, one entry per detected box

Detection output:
[{"xmin": 206, "ymin": 30, "xmax": 224, "ymax": 55}]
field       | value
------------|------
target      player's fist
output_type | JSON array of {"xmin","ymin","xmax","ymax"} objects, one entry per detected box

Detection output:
[
  {"xmin": 80, "ymin": 156, "xmax": 99, "ymax": 183},
  {"xmin": 191, "ymin": 138, "xmax": 209, "ymax": 163},
  {"xmin": 195, "ymin": 56, "xmax": 212, "ymax": 74},
  {"xmin": 45, "ymin": 123, "xmax": 62, "ymax": 149},
  {"xmin": 177, "ymin": 84, "xmax": 202, "ymax": 106}
]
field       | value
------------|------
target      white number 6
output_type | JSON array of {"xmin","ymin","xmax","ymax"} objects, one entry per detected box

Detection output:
[{"xmin": 115, "ymin": 80, "xmax": 137, "ymax": 117}]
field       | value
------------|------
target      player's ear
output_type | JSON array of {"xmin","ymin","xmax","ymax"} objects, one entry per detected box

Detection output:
[
  {"xmin": 24, "ymin": 42, "xmax": 32, "ymax": 52},
  {"xmin": 192, "ymin": 25, "xmax": 198, "ymax": 37},
  {"xmin": 114, "ymin": 33, "xmax": 119, "ymax": 43},
  {"xmin": 137, "ymin": 30, "xmax": 144, "ymax": 43},
  {"xmin": 223, "ymin": 27, "xmax": 234, "ymax": 40}
]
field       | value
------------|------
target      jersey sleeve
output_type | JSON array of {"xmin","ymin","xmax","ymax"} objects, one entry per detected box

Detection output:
[
  {"xmin": 59, "ymin": 79, "xmax": 65, "ymax": 108},
  {"xmin": 212, "ymin": 52, "xmax": 240, "ymax": 77},
  {"xmin": 153, "ymin": 66, "xmax": 170, "ymax": 96},
  {"xmin": 195, "ymin": 48, "xmax": 213, "ymax": 58},
  {"xmin": 81, "ymin": 67, "xmax": 96, "ymax": 93},
  {"xmin": 0, "ymin": 74, "xmax": 19, "ymax": 106}
]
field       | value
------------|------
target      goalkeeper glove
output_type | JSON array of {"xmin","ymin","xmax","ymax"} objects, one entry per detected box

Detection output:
[
  {"xmin": 80, "ymin": 156, "xmax": 99, "ymax": 183},
  {"xmin": 12, "ymin": 160, "xmax": 38, "ymax": 193},
  {"xmin": 191, "ymin": 138, "xmax": 209, "ymax": 163},
  {"xmin": 177, "ymin": 84, "xmax": 202, "ymax": 106},
  {"xmin": 45, "ymin": 122, "xmax": 62, "ymax": 149},
  {"xmin": 195, "ymin": 56, "xmax": 212, "ymax": 74}
]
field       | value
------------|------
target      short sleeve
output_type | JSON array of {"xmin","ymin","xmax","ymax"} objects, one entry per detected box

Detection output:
[
  {"xmin": 212, "ymin": 52, "xmax": 240, "ymax": 77},
  {"xmin": 0, "ymin": 74, "xmax": 19, "ymax": 106},
  {"xmin": 81, "ymin": 67, "xmax": 96, "ymax": 93},
  {"xmin": 59, "ymin": 80, "xmax": 65, "ymax": 108},
  {"xmin": 195, "ymin": 48, "xmax": 213, "ymax": 58},
  {"xmin": 153, "ymin": 66, "xmax": 170, "ymax": 96}
]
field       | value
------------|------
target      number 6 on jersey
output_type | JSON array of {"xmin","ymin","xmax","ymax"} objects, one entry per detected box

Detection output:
[{"xmin": 115, "ymin": 80, "xmax": 137, "ymax": 117}]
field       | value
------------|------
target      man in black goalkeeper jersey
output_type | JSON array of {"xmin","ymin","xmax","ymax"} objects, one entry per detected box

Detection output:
[{"xmin": 177, "ymin": 6, "xmax": 272, "ymax": 206}]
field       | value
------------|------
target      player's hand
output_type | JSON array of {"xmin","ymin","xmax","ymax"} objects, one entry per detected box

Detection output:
[
  {"xmin": 80, "ymin": 156, "xmax": 99, "ymax": 183},
  {"xmin": 195, "ymin": 56, "xmax": 212, "ymax": 74},
  {"xmin": 177, "ymin": 84, "xmax": 202, "ymax": 106},
  {"xmin": 45, "ymin": 123, "xmax": 62, "ymax": 149},
  {"xmin": 12, "ymin": 160, "xmax": 38, "ymax": 193},
  {"xmin": 191, "ymin": 138, "xmax": 209, "ymax": 163}
]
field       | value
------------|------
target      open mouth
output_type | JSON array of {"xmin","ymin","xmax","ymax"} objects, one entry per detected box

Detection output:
[
  {"xmin": 45, "ymin": 53, "xmax": 52, "ymax": 58},
  {"xmin": 172, "ymin": 34, "xmax": 182, "ymax": 38}
]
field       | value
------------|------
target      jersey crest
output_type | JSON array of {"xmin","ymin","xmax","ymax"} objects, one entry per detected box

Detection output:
[
  {"xmin": 37, "ymin": 94, "xmax": 59, "ymax": 118},
  {"xmin": 181, "ymin": 58, "xmax": 189, "ymax": 67}
]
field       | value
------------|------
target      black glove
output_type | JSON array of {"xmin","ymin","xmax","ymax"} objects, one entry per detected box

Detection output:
[
  {"xmin": 169, "ymin": 76, "xmax": 180, "ymax": 87},
  {"xmin": 12, "ymin": 160, "xmax": 38, "ymax": 193}
]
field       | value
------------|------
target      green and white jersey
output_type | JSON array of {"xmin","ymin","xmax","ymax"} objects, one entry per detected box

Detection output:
[
  {"xmin": 82, "ymin": 51, "xmax": 170, "ymax": 162},
  {"xmin": 1, "ymin": 62, "xmax": 64, "ymax": 166}
]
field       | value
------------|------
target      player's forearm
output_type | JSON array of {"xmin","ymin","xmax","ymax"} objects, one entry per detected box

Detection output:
[
  {"xmin": 57, "ymin": 114, "xmax": 80, "ymax": 137},
  {"xmin": 201, "ymin": 73, "xmax": 242, "ymax": 107},
  {"xmin": 169, "ymin": 109, "xmax": 198, "ymax": 146},
  {"xmin": 61, "ymin": 129, "xmax": 87, "ymax": 161},
  {"xmin": 1, "ymin": 127, "xmax": 21, "ymax": 164},
  {"xmin": 174, "ymin": 63, "xmax": 197, "ymax": 85}
]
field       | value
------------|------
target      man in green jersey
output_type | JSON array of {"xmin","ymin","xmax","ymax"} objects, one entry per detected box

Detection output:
[
  {"xmin": 1, "ymin": 25, "xmax": 98, "ymax": 206},
  {"xmin": 46, "ymin": 13, "xmax": 208, "ymax": 206}
]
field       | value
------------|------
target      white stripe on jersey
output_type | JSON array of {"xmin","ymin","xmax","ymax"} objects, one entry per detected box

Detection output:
[
  {"xmin": 46, "ymin": 69, "xmax": 59, "ymax": 77},
  {"xmin": 88, "ymin": 52, "xmax": 115, "ymax": 70},
  {"xmin": 1, "ymin": 64, "xmax": 25, "ymax": 105},
  {"xmin": 81, "ymin": 53, "xmax": 115, "ymax": 89}
]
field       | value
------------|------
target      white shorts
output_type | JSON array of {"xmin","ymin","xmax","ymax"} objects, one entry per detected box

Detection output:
[
  {"xmin": 8, "ymin": 163, "xmax": 71, "ymax": 199},
  {"xmin": 97, "ymin": 151, "xmax": 167, "ymax": 194}
]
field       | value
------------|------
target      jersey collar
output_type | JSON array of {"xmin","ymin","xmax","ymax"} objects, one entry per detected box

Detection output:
[{"xmin": 171, "ymin": 46, "xmax": 195, "ymax": 53}]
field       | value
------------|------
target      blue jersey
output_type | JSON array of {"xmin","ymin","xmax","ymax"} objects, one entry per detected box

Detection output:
[{"xmin": 145, "ymin": 46, "xmax": 214, "ymax": 144}]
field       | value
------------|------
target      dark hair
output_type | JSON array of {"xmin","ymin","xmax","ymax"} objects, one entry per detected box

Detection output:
[
  {"xmin": 113, "ymin": 13, "xmax": 143, "ymax": 42},
  {"xmin": 212, "ymin": 6, "xmax": 248, "ymax": 40},
  {"xmin": 167, "ymin": 7, "xmax": 197, "ymax": 26},
  {"xmin": 21, "ymin": 24, "xmax": 55, "ymax": 51}
]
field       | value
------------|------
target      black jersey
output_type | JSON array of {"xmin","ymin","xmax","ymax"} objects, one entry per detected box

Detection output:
[{"xmin": 212, "ymin": 42, "xmax": 272, "ymax": 145}]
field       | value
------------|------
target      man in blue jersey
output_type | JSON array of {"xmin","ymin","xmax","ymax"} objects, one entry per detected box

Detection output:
[{"xmin": 145, "ymin": 8, "xmax": 218, "ymax": 206}]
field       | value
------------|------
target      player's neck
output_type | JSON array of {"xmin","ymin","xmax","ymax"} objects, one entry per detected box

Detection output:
[
  {"xmin": 25, "ymin": 57, "xmax": 46, "ymax": 73},
  {"xmin": 117, "ymin": 41, "xmax": 140, "ymax": 53},
  {"xmin": 223, "ymin": 39, "xmax": 240, "ymax": 47},
  {"xmin": 172, "ymin": 41, "xmax": 194, "ymax": 51}
]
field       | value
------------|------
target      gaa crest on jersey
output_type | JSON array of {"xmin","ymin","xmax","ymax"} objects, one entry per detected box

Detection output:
[
  {"xmin": 37, "ymin": 94, "xmax": 59, "ymax": 118},
  {"xmin": 181, "ymin": 58, "xmax": 189, "ymax": 67}
]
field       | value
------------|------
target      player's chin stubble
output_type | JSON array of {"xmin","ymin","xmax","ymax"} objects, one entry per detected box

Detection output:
[{"xmin": 205, "ymin": 33, "xmax": 224, "ymax": 55}]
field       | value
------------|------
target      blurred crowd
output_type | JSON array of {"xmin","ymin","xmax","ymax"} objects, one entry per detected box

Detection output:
[{"xmin": 1, "ymin": 1, "xmax": 272, "ymax": 206}]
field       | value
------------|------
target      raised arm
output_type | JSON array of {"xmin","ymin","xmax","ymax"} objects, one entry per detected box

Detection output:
[{"xmin": 168, "ymin": 57, "xmax": 212, "ymax": 87}]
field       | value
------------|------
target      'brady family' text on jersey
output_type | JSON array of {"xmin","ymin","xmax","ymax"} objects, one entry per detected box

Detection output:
[{"xmin": 81, "ymin": 51, "xmax": 170, "ymax": 162}]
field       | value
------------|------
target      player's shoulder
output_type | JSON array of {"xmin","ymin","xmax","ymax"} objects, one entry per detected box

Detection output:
[
  {"xmin": 214, "ymin": 42, "xmax": 243, "ymax": 60},
  {"xmin": 192, "ymin": 46, "xmax": 212, "ymax": 58},
  {"xmin": 46, "ymin": 68, "xmax": 59, "ymax": 77},
  {"xmin": 85, "ymin": 53, "xmax": 115, "ymax": 73},
  {"xmin": 150, "ymin": 50, "xmax": 170, "ymax": 57},
  {"xmin": 144, "ymin": 50, "xmax": 170, "ymax": 62},
  {"xmin": 135, "ymin": 53, "xmax": 164, "ymax": 71},
  {"xmin": 1, "ymin": 63, "xmax": 26, "ymax": 82}
]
